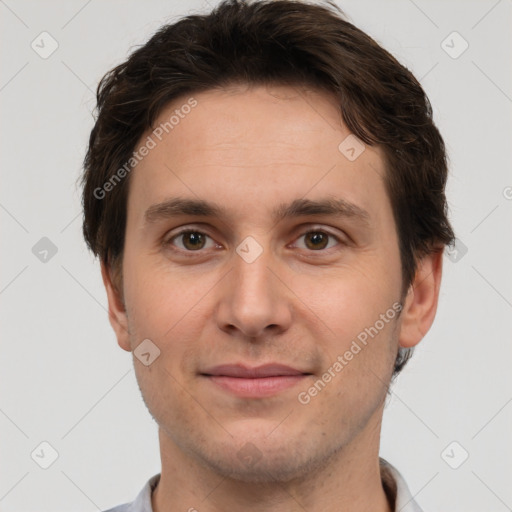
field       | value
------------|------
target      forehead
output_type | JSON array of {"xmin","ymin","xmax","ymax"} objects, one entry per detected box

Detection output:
[
  {"xmin": 127, "ymin": 84, "xmax": 390, "ymax": 225},
  {"xmin": 150, "ymin": 84, "xmax": 363, "ymax": 166}
]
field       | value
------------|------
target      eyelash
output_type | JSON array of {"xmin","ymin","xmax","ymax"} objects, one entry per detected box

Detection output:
[{"xmin": 164, "ymin": 227, "xmax": 345, "ymax": 255}]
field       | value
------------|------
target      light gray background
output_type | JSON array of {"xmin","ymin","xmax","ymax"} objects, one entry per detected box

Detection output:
[{"xmin": 1, "ymin": 0, "xmax": 511, "ymax": 510}]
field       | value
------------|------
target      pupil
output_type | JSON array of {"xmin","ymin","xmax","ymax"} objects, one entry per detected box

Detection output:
[
  {"xmin": 308, "ymin": 232, "xmax": 327, "ymax": 250},
  {"xmin": 185, "ymin": 232, "xmax": 203, "ymax": 249}
]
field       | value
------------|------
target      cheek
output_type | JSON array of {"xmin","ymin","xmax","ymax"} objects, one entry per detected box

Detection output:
[
  {"xmin": 122, "ymin": 255, "xmax": 224, "ymax": 382},
  {"xmin": 288, "ymin": 264, "xmax": 401, "ymax": 392},
  {"xmin": 123, "ymin": 252, "xmax": 200, "ymax": 332},
  {"xmin": 292, "ymin": 263, "xmax": 401, "ymax": 338}
]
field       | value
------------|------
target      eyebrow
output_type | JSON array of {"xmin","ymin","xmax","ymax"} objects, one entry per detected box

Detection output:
[{"xmin": 144, "ymin": 196, "xmax": 371, "ymax": 227}]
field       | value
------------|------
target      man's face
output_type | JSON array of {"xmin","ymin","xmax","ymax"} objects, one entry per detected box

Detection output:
[{"xmin": 110, "ymin": 84, "xmax": 408, "ymax": 481}]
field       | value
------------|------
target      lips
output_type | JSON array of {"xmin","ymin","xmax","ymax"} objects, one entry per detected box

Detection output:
[
  {"xmin": 201, "ymin": 364, "xmax": 311, "ymax": 398},
  {"xmin": 202, "ymin": 364, "xmax": 307, "ymax": 378}
]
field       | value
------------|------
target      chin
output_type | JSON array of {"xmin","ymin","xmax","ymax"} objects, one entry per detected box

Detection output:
[
  {"xmin": 200, "ymin": 448, "xmax": 312, "ymax": 484},
  {"xmin": 191, "ymin": 428, "xmax": 342, "ymax": 485}
]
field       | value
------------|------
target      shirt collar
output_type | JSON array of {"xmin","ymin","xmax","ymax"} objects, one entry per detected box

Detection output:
[{"xmin": 380, "ymin": 458, "xmax": 424, "ymax": 512}]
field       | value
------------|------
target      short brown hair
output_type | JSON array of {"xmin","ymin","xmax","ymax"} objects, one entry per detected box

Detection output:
[{"xmin": 81, "ymin": 0, "xmax": 455, "ymax": 376}]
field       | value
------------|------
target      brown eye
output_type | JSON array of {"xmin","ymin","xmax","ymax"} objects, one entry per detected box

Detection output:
[
  {"xmin": 167, "ymin": 230, "xmax": 215, "ymax": 251},
  {"xmin": 303, "ymin": 231, "xmax": 330, "ymax": 250},
  {"xmin": 181, "ymin": 232, "xmax": 206, "ymax": 250},
  {"xmin": 294, "ymin": 230, "xmax": 341, "ymax": 252}
]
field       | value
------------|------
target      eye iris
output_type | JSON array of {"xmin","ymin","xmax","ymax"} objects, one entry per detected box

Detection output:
[
  {"xmin": 305, "ymin": 232, "xmax": 328, "ymax": 250},
  {"xmin": 182, "ymin": 232, "xmax": 205, "ymax": 250}
]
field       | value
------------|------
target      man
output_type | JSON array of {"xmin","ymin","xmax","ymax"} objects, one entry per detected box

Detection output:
[{"xmin": 81, "ymin": 0, "xmax": 454, "ymax": 510}]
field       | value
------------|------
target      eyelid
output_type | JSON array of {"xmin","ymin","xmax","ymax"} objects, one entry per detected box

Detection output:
[{"xmin": 290, "ymin": 223, "xmax": 347, "ymax": 239}]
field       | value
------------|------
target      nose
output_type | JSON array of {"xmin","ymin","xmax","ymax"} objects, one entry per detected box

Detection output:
[{"xmin": 214, "ymin": 242, "xmax": 293, "ymax": 340}]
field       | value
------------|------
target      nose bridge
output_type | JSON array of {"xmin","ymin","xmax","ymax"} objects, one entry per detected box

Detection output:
[
  {"xmin": 216, "ymin": 236, "xmax": 292, "ymax": 337},
  {"xmin": 232, "ymin": 240, "xmax": 276, "ymax": 309}
]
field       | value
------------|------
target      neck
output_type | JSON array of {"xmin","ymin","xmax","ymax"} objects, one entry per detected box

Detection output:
[{"xmin": 152, "ymin": 409, "xmax": 393, "ymax": 512}]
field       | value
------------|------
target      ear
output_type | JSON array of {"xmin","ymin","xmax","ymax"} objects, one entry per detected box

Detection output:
[
  {"xmin": 399, "ymin": 249, "xmax": 444, "ymax": 348},
  {"xmin": 100, "ymin": 260, "xmax": 131, "ymax": 352}
]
